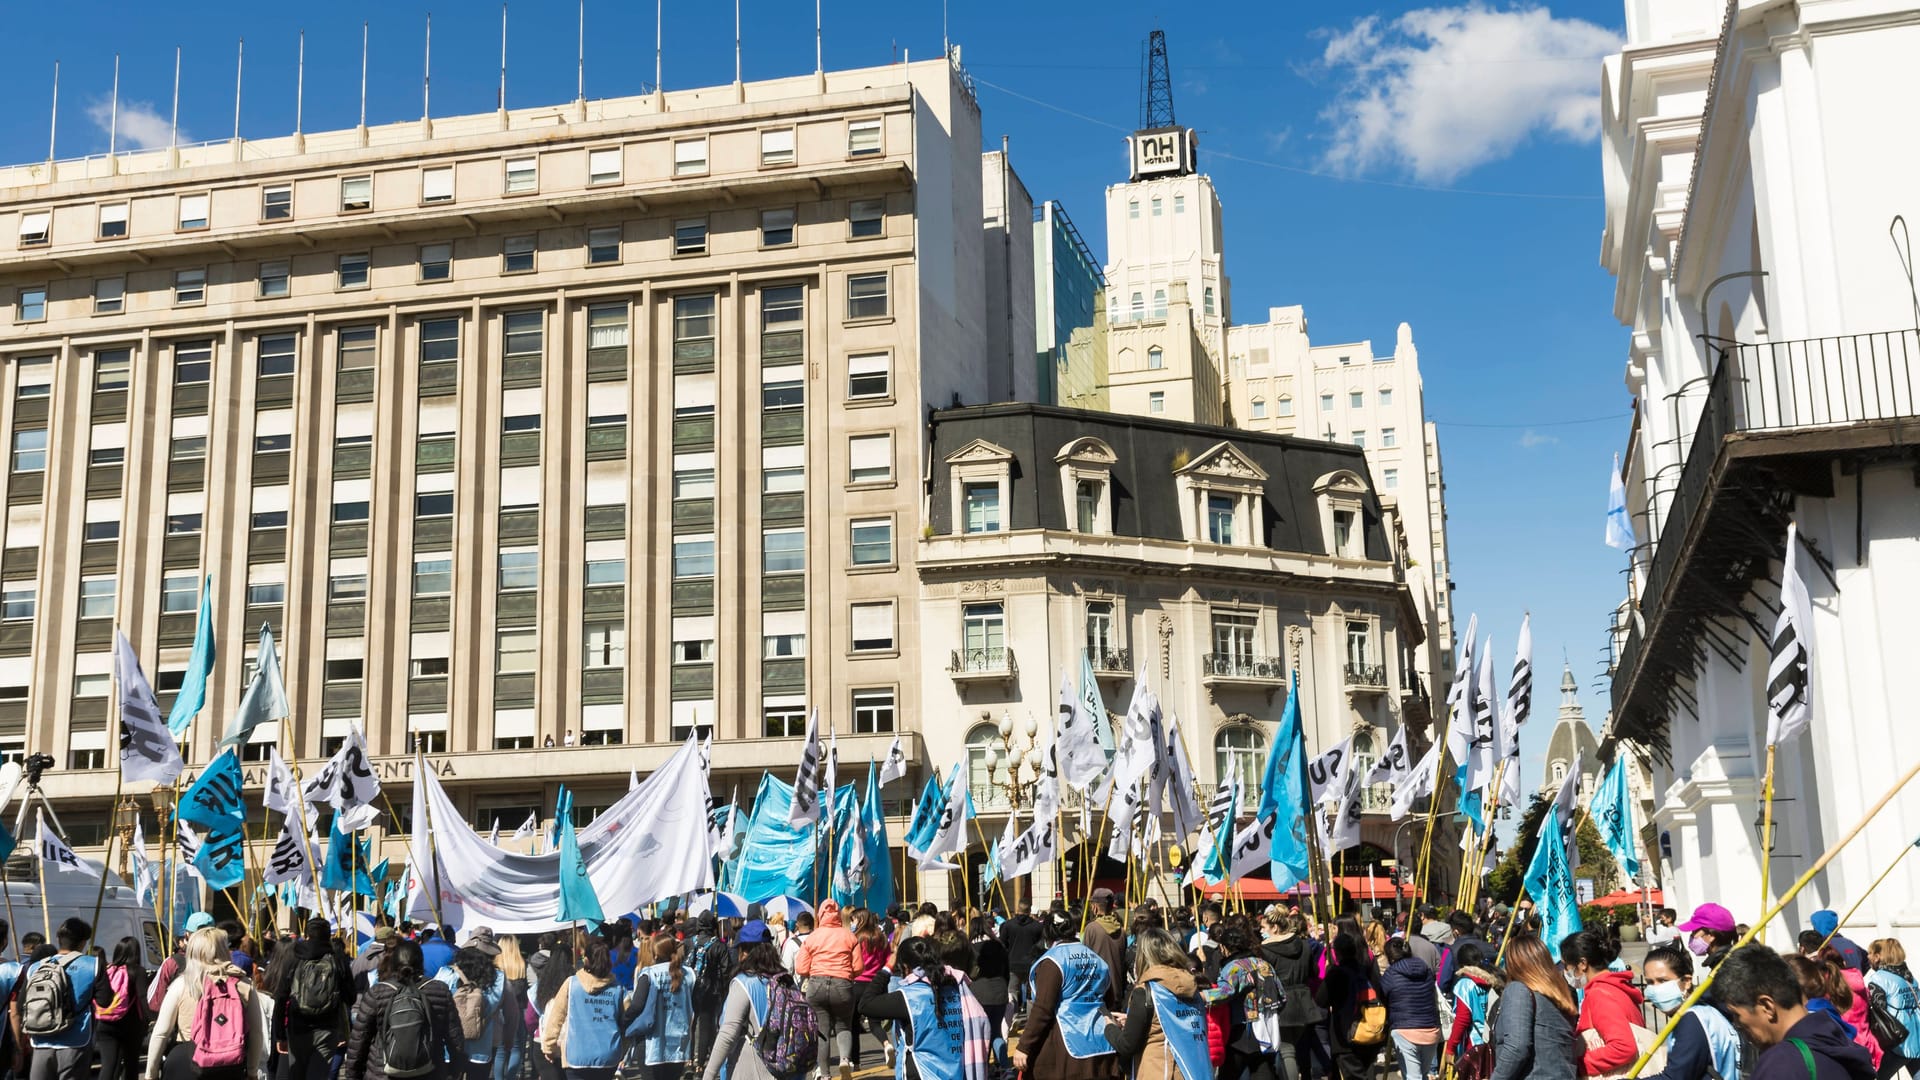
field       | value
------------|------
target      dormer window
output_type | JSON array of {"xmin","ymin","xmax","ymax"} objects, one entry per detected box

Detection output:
[
  {"xmin": 1054, "ymin": 436, "xmax": 1117, "ymax": 536},
  {"xmin": 1173, "ymin": 442, "xmax": 1268, "ymax": 548},
  {"xmin": 1314, "ymin": 469, "xmax": 1370, "ymax": 560},
  {"xmin": 946, "ymin": 438, "xmax": 1014, "ymax": 536}
]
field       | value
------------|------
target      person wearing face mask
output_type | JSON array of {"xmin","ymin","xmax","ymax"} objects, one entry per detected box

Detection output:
[
  {"xmin": 1640, "ymin": 946, "xmax": 1743, "ymax": 1080},
  {"xmin": 1714, "ymin": 944, "xmax": 1874, "ymax": 1080},
  {"xmin": 1676, "ymin": 904, "xmax": 1741, "ymax": 970},
  {"xmin": 1560, "ymin": 929, "xmax": 1650, "ymax": 1079}
]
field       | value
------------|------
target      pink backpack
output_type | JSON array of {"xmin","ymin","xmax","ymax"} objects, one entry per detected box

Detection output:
[{"xmin": 190, "ymin": 977, "xmax": 247, "ymax": 1070}]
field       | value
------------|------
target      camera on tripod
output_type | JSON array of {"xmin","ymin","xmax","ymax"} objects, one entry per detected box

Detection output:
[{"xmin": 22, "ymin": 752, "xmax": 55, "ymax": 788}]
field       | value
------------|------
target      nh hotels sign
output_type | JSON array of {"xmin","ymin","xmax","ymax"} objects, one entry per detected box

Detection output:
[{"xmin": 1129, "ymin": 127, "xmax": 1197, "ymax": 181}]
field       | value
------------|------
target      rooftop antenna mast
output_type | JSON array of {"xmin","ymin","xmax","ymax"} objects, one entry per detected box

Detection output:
[{"xmin": 1139, "ymin": 28, "xmax": 1175, "ymax": 129}]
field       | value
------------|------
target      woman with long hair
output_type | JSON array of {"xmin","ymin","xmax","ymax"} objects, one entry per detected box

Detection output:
[
  {"xmin": 701, "ymin": 925, "xmax": 802, "ymax": 1080},
  {"xmin": 530, "ymin": 940, "xmax": 575, "ymax": 1080},
  {"xmin": 858, "ymin": 935, "xmax": 992, "ymax": 1080},
  {"xmin": 1209, "ymin": 914, "xmax": 1283, "ymax": 1080},
  {"xmin": 540, "ymin": 938, "xmax": 649, "ymax": 1080},
  {"xmin": 1787, "ymin": 953, "xmax": 1882, "ymax": 1067},
  {"xmin": 1486, "ymin": 936, "xmax": 1579, "ymax": 1080},
  {"xmin": 1441, "ymin": 942, "xmax": 1505, "ymax": 1080},
  {"xmin": 493, "ymin": 937, "xmax": 531, "ymax": 1080},
  {"xmin": 1822, "ymin": 946, "xmax": 1884, "ymax": 1068},
  {"xmin": 1867, "ymin": 939, "xmax": 1920, "ymax": 1080},
  {"xmin": 635, "ymin": 934, "xmax": 693, "ymax": 1079},
  {"xmin": 143, "ymin": 927, "xmax": 266, "ymax": 1080},
  {"xmin": 1102, "ymin": 929, "xmax": 1209, "ymax": 1080},
  {"xmin": 95, "ymin": 936, "xmax": 146, "ymax": 1080},
  {"xmin": 1260, "ymin": 910, "xmax": 1330, "ymax": 1080},
  {"xmin": 1315, "ymin": 929, "xmax": 1384, "ymax": 1080},
  {"xmin": 341, "ymin": 938, "xmax": 464, "ymax": 1080},
  {"xmin": 848, "ymin": 908, "xmax": 893, "ymax": 1065},
  {"xmin": 446, "ymin": 946, "xmax": 507, "ymax": 1080},
  {"xmin": 1561, "ymin": 928, "xmax": 1647, "ymax": 1078}
]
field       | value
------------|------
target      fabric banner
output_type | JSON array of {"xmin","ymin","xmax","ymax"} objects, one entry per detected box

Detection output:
[
  {"xmin": 194, "ymin": 828, "xmax": 245, "ymax": 890},
  {"xmin": 165, "ymin": 578, "xmax": 215, "ymax": 738},
  {"xmin": 37, "ymin": 811, "xmax": 91, "ymax": 876},
  {"xmin": 1056, "ymin": 672, "xmax": 1109, "ymax": 793},
  {"xmin": 1306, "ymin": 736, "xmax": 1355, "ymax": 807},
  {"xmin": 264, "ymin": 815, "xmax": 310, "ymax": 887},
  {"xmin": 555, "ymin": 787, "xmax": 605, "ymax": 924},
  {"xmin": 1389, "ymin": 740, "xmax": 1440, "ymax": 821},
  {"xmin": 921, "ymin": 763, "xmax": 972, "ymax": 870},
  {"xmin": 880, "ymin": 736, "xmax": 908, "ymax": 787},
  {"xmin": 304, "ymin": 726, "xmax": 382, "ymax": 832},
  {"xmin": 408, "ymin": 736, "xmax": 712, "ymax": 932},
  {"xmin": 1767, "ymin": 521, "xmax": 1815, "ymax": 747},
  {"xmin": 114, "ymin": 630, "xmax": 182, "ymax": 786},
  {"xmin": 220, "ymin": 624, "xmax": 288, "ymax": 751},
  {"xmin": 1162, "ymin": 714, "xmax": 1204, "ymax": 838},
  {"xmin": 178, "ymin": 748, "xmax": 245, "ymax": 831},
  {"xmin": 789, "ymin": 708, "xmax": 825, "ymax": 826},
  {"xmin": 1256, "ymin": 673, "xmax": 1312, "ymax": 891},
  {"xmin": 734, "ymin": 770, "xmax": 856, "ymax": 904},
  {"xmin": 1524, "ymin": 802, "xmax": 1583, "ymax": 960},
  {"xmin": 1590, "ymin": 756, "xmax": 1640, "ymax": 879}
]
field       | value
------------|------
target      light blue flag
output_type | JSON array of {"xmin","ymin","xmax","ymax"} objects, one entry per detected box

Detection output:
[
  {"xmin": 1523, "ymin": 809, "xmax": 1584, "ymax": 960},
  {"xmin": 1257, "ymin": 673, "xmax": 1312, "ymax": 892},
  {"xmin": 1458, "ymin": 788, "xmax": 1485, "ymax": 834},
  {"xmin": 1606, "ymin": 454, "xmax": 1636, "ymax": 550},
  {"xmin": 195, "ymin": 828, "xmax": 246, "ymax": 891},
  {"xmin": 904, "ymin": 772, "xmax": 946, "ymax": 856},
  {"xmin": 1589, "ymin": 757, "xmax": 1641, "ymax": 879},
  {"xmin": 321, "ymin": 813, "xmax": 373, "ymax": 895},
  {"xmin": 178, "ymin": 747, "xmax": 246, "ymax": 831},
  {"xmin": 858, "ymin": 761, "xmax": 895, "ymax": 913},
  {"xmin": 166, "ymin": 577, "xmax": 216, "ymax": 737},
  {"xmin": 555, "ymin": 787, "xmax": 605, "ymax": 924},
  {"xmin": 1080, "ymin": 650, "xmax": 1115, "ymax": 754},
  {"xmin": 1198, "ymin": 780, "xmax": 1239, "ymax": 885}
]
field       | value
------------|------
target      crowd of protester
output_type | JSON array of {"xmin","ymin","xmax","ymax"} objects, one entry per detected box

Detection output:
[{"xmin": 0, "ymin": 892, "xmax": 1911, "ymax": 1080}]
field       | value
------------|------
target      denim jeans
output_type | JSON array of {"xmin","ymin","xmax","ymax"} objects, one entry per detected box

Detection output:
[{"xmin": 1391, "ymin": 1032, "xmax": 1438, "ymax": 1080}]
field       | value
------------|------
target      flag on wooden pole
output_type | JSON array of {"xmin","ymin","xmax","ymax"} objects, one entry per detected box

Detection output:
[{"xmin": 1766, "ymin": 522, "xmax": 1815, "ymax": 747}]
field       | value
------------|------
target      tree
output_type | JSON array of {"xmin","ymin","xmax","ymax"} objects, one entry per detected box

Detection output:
[{"xmin": 1482, "ymin": 793, "xmax": 1621, "ymax": 905}]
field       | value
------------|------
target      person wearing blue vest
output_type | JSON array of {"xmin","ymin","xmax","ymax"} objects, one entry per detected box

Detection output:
[
  {"xmin": 1642, "ymin": 945, "xmax": 1744, "ymax": 1080},
  {"xmin": 635, "ymin": 934, "xmax": 694, "ymax": 1079},
  {"xmin": 439, "ymin": 943, "xmax": 508, "ymax": 1080},
  {"xmin": 856, "ymin": 936, "xmax": 990, "ymax": 1080},
  {"xmin": 537, "ymin": 938, "xmax": 650, "ymax": 1080},
  {"xmin": 16, "ymin": 916, "xmax": 110, "ymax": 1080},
  {"xmin": 702, "ymin": 922, "xmax": 805, "ymax": 1080},
  {"xmin": 1012, "ymin": 911, "xmax": 1122, "ymax": 1080},
  {"xmin": 1103, "ymin": 929, "xmax": 1210, "ymax": 1080},
  {"xmin": 1866, "ymin": 939, "xmax": 1920, "ymax": 1080}
]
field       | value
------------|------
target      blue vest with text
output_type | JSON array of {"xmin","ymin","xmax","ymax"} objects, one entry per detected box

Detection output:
[
  {"xmin": 564, "ymin": 979, "xmax": 627, "ymax": 1069},
  {"xmin": 895, "ymin": 982, "xmax": 965, "ymax": 1080},
  {"xmin": 1146, "ymin": 982, "xmax": 1211, "ymax": 1080},
  {"xmin": 1041, "ymin": 943, "xmax": 1114, "ymax": 1060}
]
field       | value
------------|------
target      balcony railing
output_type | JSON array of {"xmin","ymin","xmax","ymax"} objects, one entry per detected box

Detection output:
[
  {"xmin": 1612, "ymin": 330, "xmax": 1920, "ymax": 741},
  {"xmin": 949, "ymin": 647, "xmax": 1016, "ymax": 680},
  {"xmin": 1344, "ymin": 663, "xmax": 1387, "ymax": 690},
  {"xmin": 1088, "ymin": 648, "xmax": 1133, "ymax": 676},
  {"xmin": 1201, "ymin": 653, "xmax": 1287, "ymax": 681}
]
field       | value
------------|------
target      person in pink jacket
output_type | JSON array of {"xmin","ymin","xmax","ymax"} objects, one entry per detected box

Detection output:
[{"xmin": 795, "ymin": 900, "xmax": 859, "ymax": 1080}]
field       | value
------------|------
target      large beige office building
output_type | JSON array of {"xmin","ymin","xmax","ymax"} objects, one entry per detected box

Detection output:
[{"xmin": 0, "ymin": 55, "xmax": 1024, "ymax": 868}]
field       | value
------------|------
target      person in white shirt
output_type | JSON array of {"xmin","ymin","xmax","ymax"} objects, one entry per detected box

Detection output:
[
  {"xmin": 1644, "ymin": 908, "xmax": 1680, "ymax": 947},
  {"xmin": 780, "ymin": 913, "xmax": 812, "ymax": 973}
]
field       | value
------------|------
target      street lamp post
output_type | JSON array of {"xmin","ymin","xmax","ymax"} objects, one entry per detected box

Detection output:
[{"xmin": 983, "ymin": 711, "xmax": 1045, "ymax": 910}]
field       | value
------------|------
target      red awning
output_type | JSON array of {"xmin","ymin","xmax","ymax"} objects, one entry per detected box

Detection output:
[
  {"xmin": 1203, "ymin": 876, "xmax": 1421, "ymax": 901},
  {"xmin": 1588, "ymin": 887, "xmax": 1663, "ymax": 908}
]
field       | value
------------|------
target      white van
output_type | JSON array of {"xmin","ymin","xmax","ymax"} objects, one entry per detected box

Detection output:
[{"xmin": 0, "ymin": 859, "xmax": 173, "ymax": 970}]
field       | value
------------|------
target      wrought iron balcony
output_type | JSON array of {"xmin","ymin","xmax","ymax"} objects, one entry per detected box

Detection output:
[
  {"xmin": 1089, "ymin": 648, "xmax": 1133, "ymax": 680},
  {"xmin": 1201, "ymin": 653, "xmax": 1287, "ymax": 682},
  {"xmin": 1611, "ymin": 330, "xmax": 1920, "ymax": 752},
  {"xmin": 949, "ymin": 647, "xmax": 1016, "ymax": 682},
  {"xmin": 1345, "ymin": 663, "xmax": 1388, "ymax": 691}
]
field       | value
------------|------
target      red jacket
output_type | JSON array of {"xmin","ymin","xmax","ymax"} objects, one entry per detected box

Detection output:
[{"xmin": 1578, "ymin": 970, "xmax": 1646, "ymax": 1075}]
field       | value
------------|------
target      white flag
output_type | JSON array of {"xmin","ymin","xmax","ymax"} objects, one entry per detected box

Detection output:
[
  {"xmin": 37, "ymin": 811, "xmax": 93, "ymax": 876},
  {"xmin": 880, "ymin": 735, "xmax": 908, "ymax": 787},
  {"xmin": 1055, "ymin": 673, "xmax": 1108, "ymax": 793},
  {"xmin": 1467, "ymin": 636, "xmax": 1498, "ymax": 792},
  {"xmin": 1307, "ymin": 736, "xmax": 1355, "ymax": 806},
  {"xmin": 1161, "ymin": 714, "xmax": 1204, "ymax": 838},
  {"xmin": 1107, "ymin": 779, "xmax": 1144, "ymax": 863},
  {"xmin": 303, "ymin": 725, "xmax": 382, "ymax": 832},
  {"xmin": 1389, "ymin": 740, "xmax": 1442, "ymax": 821},
  {"xmin": 629, "ymin": 769, "xmax": 640, "ymax": 792},
  {"xmin": 220, "ymin": 624, "xmax": 289, "ymax": 751},
  {"xmin": 1766, "ymin": 522, "xmax": 1815, "ymax": 747},
  {"xmin": 1443, "ymin": 615, "xmax": 1478, "ymax": 775},
  {"xmin": 919, "ymin": 764, "xmax": 971, "ymax": 869},
  {"xmin": 488, "ymin": 823, "xmax": 500, "ymax": 846},
  {"xmin": 176, "ymin": 821, "xmax": 203, "ymax": 877},
  {"xmin": 1606, "ymin": 454, "xmax": 1636, "ymax": 549},
  {"xmin": 114, "ymin": 630, "xmax": 183, "ymax": 786},
  {"xmin": 789, "ymin": 708, "xmax": 824, "ymax": 826},
  {"xmin": 1000, "ymin": 811, "xmax": 1057, "ymax": 881},
  {"xmin": 512, "ymin": 812, "xmax": 538, "ymax": 841},
  {"xmin": 822, "ymin": 728, "xmax": 840, "ymax": 812},
  {"xmin": 1228, "ymin": 815, "xmax": 1277, "ymax": 880},
  {"xmin": 1500, "ymin": 615, "xmax": 1532, "ymax": 807},
  {"xmin": 1367, "ymin": 726, "xmax": 1413, "ymax": 787},
  {"xmin": 264, "ymin": 815, "xmax": 310, "ymax": 886},
  {"xmin": 1110, "ymin": 682, "xmax": 1161, "ymax": 793},
  {"xmin": 1323, "ymin": 766, "xmax": 1365, "ymax": 855},
  {"xmin": 1550, "ymin": 750, "xmax": 1583, "ymax": 872},
  {"xmin": 699, "ymin": 734, "xmax": 712, "ymax": 776},
  {"xmin": 129, "ymin": 816, "xmax": 155, "ymax": 905}
]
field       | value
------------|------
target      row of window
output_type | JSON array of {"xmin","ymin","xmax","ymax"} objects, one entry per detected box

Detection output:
[
  {"xmin": 14, "ymin": 119, "xmax": 888, "ymax": 249},
  {"xmin": 1126, "ymin": 193, "xmax": 1189, "ymax": 218},
  {"xmin": 1242, "ymin": 388, "xmax": 1394, "ymax": 419},
  {"xmin": 1120, "ymin": 285, "xmax": 1218, "ymax": 319},
  {"xmin": 14, "ymin": 216, "xmax": 891, "ymax": 324}
]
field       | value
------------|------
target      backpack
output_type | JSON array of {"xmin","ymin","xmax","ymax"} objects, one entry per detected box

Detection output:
[
  {"xmin": 19, "ymin": 953, "xmax": 82, "ymax": 1037},
  {"xmin": 453, "ymin": 979, "xmax": 491, "ymax": 1042},
  {"xmin": 692, "ymin": 938, "xmax": 733, "ymax": 1003},
  {"xmin": 1249, "ymin": 972, "xmax": 1287, "ymax": 1053},
  {"xmin": 378, "ymin": 981, "xmax": 437, "ymax": 1078},
  {"xmin": 288, "ymin": 956, "xmax": 341, "ymax": 1020},
  {"xmin": 190, "ymin": 977, "xmax": 248, "ymax": 1070},
  {"xmin": 754, "ymin": 976, "xmax": 819, "ymax": 1076}
]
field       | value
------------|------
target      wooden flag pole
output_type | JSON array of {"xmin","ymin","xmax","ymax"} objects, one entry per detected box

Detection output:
[
  {"xmin": 90, "ymin": 766, "xmax": 125, "ymax": 931},
  {"xmin": 1757, "ymin": 742, "xmax": 1778, "ymax": 944},
  {"xmin": 1819, "ymin": 841, "xmax": 1916, "ymax": 951},
  {"xmin": 1628, "ymin": 753, "xmax": 1920, "ymax": 1078}
]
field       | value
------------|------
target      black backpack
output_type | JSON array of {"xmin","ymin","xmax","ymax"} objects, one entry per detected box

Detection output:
[
  {"xmin": 691, "ymin": 938, "xmax": 733, "ymax": 1003},
  {"xmin": 378, "ymin": 981, "xmax": 436, "ymax": 1078},
  {"xmin": 288, "ymin": 956, "xmax": 340, "ymax": 1020}
]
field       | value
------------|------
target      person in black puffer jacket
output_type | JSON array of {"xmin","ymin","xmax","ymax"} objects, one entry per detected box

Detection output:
[
  {"xmin": 274, "ymin": 918, "xmax": 358, "ymax": 1080},
  {"xmin": 1315, "ymin": 931, "xmax": 1384, "ymax": 1080},
  {"xmin": 1261, "ymin": 911, "xmax": 1331, "ymax": 1080},
  {"xmin": 1380, "ymin": 937, "xmax": 1441, "ymax": 1080},
  {"xmin": 341, "ymin": 939, "xmax": 466, "ymax": 1080},
  {"xmin": 999, "ymin": 905, "xmax": 1046, "ymax": 1009}
]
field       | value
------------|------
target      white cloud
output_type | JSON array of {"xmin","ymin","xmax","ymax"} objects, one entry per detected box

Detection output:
[
  {"xmin": 1518, "ymin": 428, "xmax": 1560, "ymax": 449},
  {"xmin": 86, "ymin": 98, "xmax": 181, "ymax": 151},
  {"xmin": 1317, "ymin": 4, "xmax": 1620, "ymax": 182}
]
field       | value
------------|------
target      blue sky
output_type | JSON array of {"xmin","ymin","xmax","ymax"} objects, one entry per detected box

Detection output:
[{"xmin": 1, "ymin": 1, "xmax": 1629, "ymax": 829}]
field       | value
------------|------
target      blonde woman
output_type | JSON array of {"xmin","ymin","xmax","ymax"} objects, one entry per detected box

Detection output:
[
  {"xmin": 144, "ymin": 927, "xmax": 265, "ymax": 1080},
  {"xmin": 495, "ymin": 937, "xmax": 532, "ymax": 1080}
]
